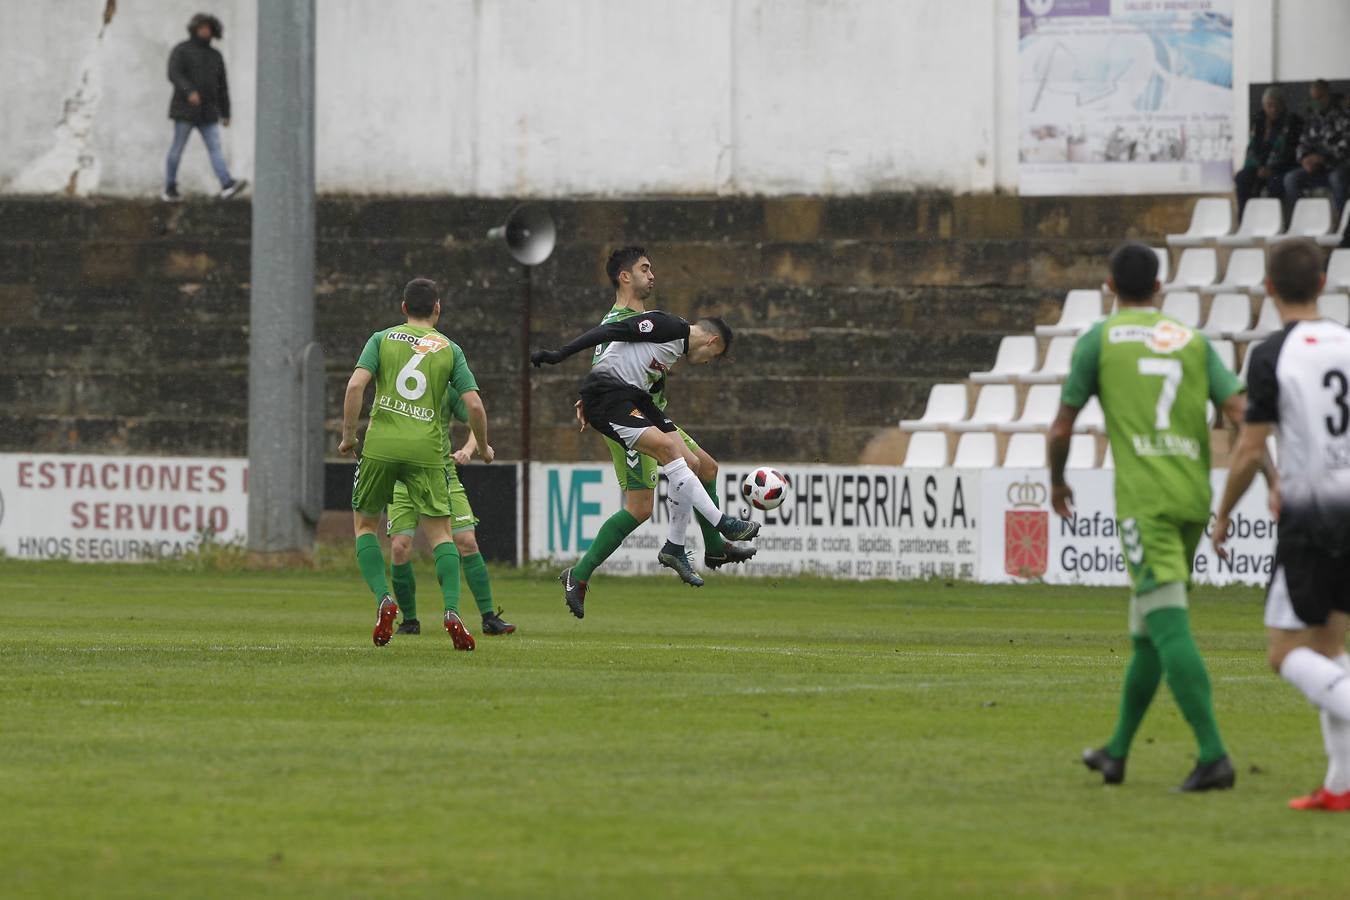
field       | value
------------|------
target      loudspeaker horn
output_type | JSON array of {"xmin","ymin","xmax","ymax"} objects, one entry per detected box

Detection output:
[{"xmin": 487, "ymin": 204, "xmax": 556, "ymax": 266}]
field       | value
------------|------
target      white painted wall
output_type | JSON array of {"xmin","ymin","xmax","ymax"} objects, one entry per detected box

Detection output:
[{"xmin": 0, "ymin": 0, "xmax": 1342, "ymax": 197}]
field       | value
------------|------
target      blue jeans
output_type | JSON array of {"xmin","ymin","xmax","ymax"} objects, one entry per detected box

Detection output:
[
  {"xmin": 165, "ymin": 120, "xmax": 232, "ymax": 190},
  {"xmin": 1283, "ymin": 162, "xmax": 1350, "ymax": 217}
]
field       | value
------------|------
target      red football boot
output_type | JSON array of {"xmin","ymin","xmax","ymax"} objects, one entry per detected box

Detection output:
[
  {"xmin": 443, "ymin": 610, "xmax": 476, "ymax": 651},
  {"xmin": 372, "ymin": 595, "xmax": 399, "ymax": 647},
  {"xmin": 1288, "ymin": 787, "xmax": 1350, "ymax": 811}
]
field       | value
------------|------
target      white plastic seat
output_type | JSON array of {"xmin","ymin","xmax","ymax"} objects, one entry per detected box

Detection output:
[
  {"xmin": 1238, "ymin": 338, "xmax": 1261, "ymax": 382},
  {"xmin": 1217, "ymin": 198, "xmax": 1283, "ymax": 247},
  {"xmin": 899, "ymin": 383, "xmax": 968, "ymax": 432},
  {"xmin": 1075, "ymin": 397, "xmax": 1105, "ymax": 433},
  {"xmin": 970, "ymin": 336, "xmax": 1038, "ymax": 385},
  {"xmin": 1102, "ymin": 443, "xmax": 1115, "ymax": 469},
  {"xmin": 1066, "ymin": 434, "xmax": 1097, "ymax": 469},
  {"xmin": 1327, "ymin": 250, "xmax": 1350, "ymax": 293},
  {"xmin": 1200, "ymin": 293, "xmax": 1252, "ymax": 338},
  {"xmin": 902, "ymin": 431, "xmax": 949, "ymax": 467},
  {"xmin": 952, "ymin": 432, "xmax": 999, "ymax": 468},
  {"xmin": 999, "ymin": 385, "xmax": 1062, "ymax": 433},
  {"xmin": 1319, "ymin": 204, "xmax": 1350, "ymax": 248},
  {"xmin": 1199, "ymin": 248, "xmax": 1265, "ymax": 296},
  {"xmin": 1002, "ymin": 433, "xmax": 1047, "ymax": 468},
  {"xmin": 1019, "ymin": 336, "xmax": 1077, "ymax": 384},
  {"xmin": 1211, "ymin": 339, "xmax": 1236, "ymax": 373},
  {"xmin": 1152, "ymin": 247, "xmax": 1170, "ymax": 284},
  {"xmin": 1166, "ymin": 198, "xmax": 1232, "ymax": 248},
  {"xmin": 1271, "ymin": 198, "xmax": 1333, "ymax": 243},
  {"xmin": 1036, "ymin": 290, "xmax": 1103, "ymax": 337},
  {"xmin": 1160, "ymin": 291, "xmax": 1201, "ymax": 327},
  {"xmin": 950, "ymin": 384, "xmax": 1018, "ymax": 432},
  {"xmin": 1232, "ymin": 298, "xmax": 1281, "ymax": 343},
  {"xmin": 1161, "ymin": 248, "xmax": 1218, "ymax": 293},
  {"xmin": 1318, "ymin": 293, "xmax": 1350, "ymax": 326}
]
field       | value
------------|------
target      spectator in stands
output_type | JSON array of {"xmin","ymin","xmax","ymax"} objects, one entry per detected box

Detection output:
[
  {"xmin": 1235, "ymin": 87, "xmax": 1300, "ymax": 215},
  {"xmin": 1283, "ymin": 79, "xmax": 1350, "ymax": 216},
  {"xmin": 162, "ymin": 13, "xmax": 246, "ymax": 202}
]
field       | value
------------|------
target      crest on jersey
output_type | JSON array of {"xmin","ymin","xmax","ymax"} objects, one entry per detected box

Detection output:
[{"xmin": 638, "ymin": 319, "xmax": 654, "ymax": 333}]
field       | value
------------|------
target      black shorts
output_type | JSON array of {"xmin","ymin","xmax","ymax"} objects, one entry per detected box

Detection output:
[
  {"xmin": 1264, "ymin": 541, "xmax": 1350, "ymax": 629},
  {"xmin": 579, "ymin": 381, "xmax": 676, "ymax": 450}
]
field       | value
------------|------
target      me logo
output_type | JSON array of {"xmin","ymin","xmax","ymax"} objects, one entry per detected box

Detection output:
[
  {"xmin": 1005, "ymin": 477, "xmax": 1049, "ymax": 579},
  {"xmin": 547, "ymin": 469, "xmax": 603, "ymax": 553}
]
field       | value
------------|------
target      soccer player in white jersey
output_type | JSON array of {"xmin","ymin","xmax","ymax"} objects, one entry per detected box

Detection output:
[
  {"xmin": 531, "ymin": 312, "xmax": 761, "ymax": 587},
  {"xmin": 1216, "ymin": 238, "xmax": 1350, "ymax": 811}
]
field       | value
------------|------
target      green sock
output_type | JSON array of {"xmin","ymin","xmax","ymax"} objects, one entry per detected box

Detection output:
[
  {"xmin": 574, "ymin": 509, "xmax": 640, "ymax": 582},
  {"xmin": 391, "ymin": 561, "xmax": 416, "ymax": 620},
  {"xmin": 1146, "ymin": 603, "xmax": 1227, "ymax": 764},
  {"xmin": 354, "ymin": 533, "xmax": 390, "ymax": 603},
  {"xmin": 696, "ymin": 478, "xmax": 726, "ymax": 557},
  {"xmin": 461, "ymin": 552, "xmax": 494, "ymax": 616},
  {"xmin": 1105, "ymin": 635, "xmax": 1162, "ymax": 759},
  {"xmin": 433, "ymin": 541, "xmax": 462, "ymax": 614}
]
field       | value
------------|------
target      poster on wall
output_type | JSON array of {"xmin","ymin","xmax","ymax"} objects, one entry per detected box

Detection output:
[
  {"xmin": 529, "ymin": 463, "xmax": 979, "ymax": 581},
  {"xmin": 1018, "ymin": 0, "xmax": 1234, "ymax": 196},
  {"xmin": 0, "ymin": 454, "xmax": 248, "ymax": 562}
]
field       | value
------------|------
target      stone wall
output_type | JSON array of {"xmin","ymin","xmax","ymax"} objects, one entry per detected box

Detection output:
[{"xmin": 0, "ymin": 194, "xmax": 1197, "ymax": 463}]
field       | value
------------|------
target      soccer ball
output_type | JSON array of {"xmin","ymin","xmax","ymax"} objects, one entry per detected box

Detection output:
[{"xmin": 742, "ymin": 466, "xmax": 789, "ymax": 511}]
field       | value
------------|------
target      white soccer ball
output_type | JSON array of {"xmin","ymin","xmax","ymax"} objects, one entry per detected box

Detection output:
[{"xmin": 741, "ymin": 466, "xmax": 790, "ymax": 511}]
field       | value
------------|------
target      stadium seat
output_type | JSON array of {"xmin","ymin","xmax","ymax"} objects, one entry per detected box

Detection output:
[
  {"xmin": 899, "ymin": 383, "xmax": 968, "ymax": 432},
  {"xmin": 1211, "ymin": 339, "xmax": 1236, "ymax": 374},
  {"xmin": 1319, "ymin": 204, "xmax": 1350, "ymax": 248},
  {"xmin": 1200, "ymin": 294, "xmax": 1251, "ymax": 339},
  {"xmin": 1152, "ymin": 247, "xmax": 1170, "ymax": 284},
  {"xmin": 1271, "ymin": 198, "xmax": 1333, "ymax": 244},
  {"xmin": 1066, "ymin": 433, "xmax": 1097, "ymax": 469},
  {"xmin": 970, "ymin": 335, "xmax": 1038, "ymax": 384},
  {"xmin": 1319, "ymin": 293, "xmax": 1350, "ymax": 326},
  {"xmin": 1019, "ymin": 336, "xmax": 1076, "ymax": 384},
  {"xmin": 1075, "ymin": 397, "xmax": 1104, "ymax": 433},
  {"xmin": 953, "ymin": 432, "xmax": 999, "ymax": 468},
  {"xmin": 1199, "ymin": 248, "xmax": 1265, "ymax": 296},
  {"xmin": 999, "ymin": 385, "xmax": 1061, "ymax": 432},
  {"xmin": 1161, "ymin": 248, "xmax": 1218, "ymax": 293},
  {"xmin": 1035, "ymin": 290, "xmax": 1103, "ymax": 337},
  {"xmin": 1232, "ymin": 298, "xmax": 1281, "ymax": 343},
  {"xmin": 951, "ymin": 384, "xmax": 1018, "ymax": 432},
  {"xmin": 1237, "ymin": 337, "xmax": 1261, "ymax": 382},
  {"xmin": 1327, "ymin": 250, "xmax": 1350, "ymax": 293},
  {"xmin": 1102, "ymin": 443, "xmax": 1115, "ymax": 469},
  {"xmin": 902, "ymin": 431, "xmax": 949, "ymax": 467},
  {"xmin": 1002, "ymin": 432, "xmax": 1047, "ymax": 467},
  {"xmin": 1217, "ymin": 198, "xmax": 1283, "ymax": 247},
  {"xmin": 1160, "ymin": 291, "xmax": 1201, "ymax": 327},
  {"xmin": 1166, "ymin": 198, "xmax": 1232, "ymax": 248}
]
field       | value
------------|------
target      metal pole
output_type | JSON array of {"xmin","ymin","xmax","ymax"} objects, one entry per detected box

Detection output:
[
  {"xmin": 248, "ymin": 0, "xmax": 318, "ymax": 559},
  {"xmin": 519, "ymin": 265, "xmax": 532, "ymax": 564}
]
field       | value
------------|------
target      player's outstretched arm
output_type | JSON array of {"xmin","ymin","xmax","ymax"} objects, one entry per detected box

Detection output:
[
  {"xmin": 531, "ymin": 313, "xmax": 690, "ymax": 367},
  {"xmin": 1047, "ymin": 403, "xmax": 1081, "ymax": 518},
  {"xmin": 338, "ymin": 368, "xmax": 373, "ymax": 457},
  {"xmin": 461, "ymin": 390, "xmax": 493, "ymax": 463}
]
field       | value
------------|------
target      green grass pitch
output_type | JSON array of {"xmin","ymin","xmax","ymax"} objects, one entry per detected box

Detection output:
[{"xmin": 0, "ymin": 559, "xmax": 1344, "ymax": 898}]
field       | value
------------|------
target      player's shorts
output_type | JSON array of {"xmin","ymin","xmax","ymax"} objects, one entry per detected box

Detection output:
[
  {"xmin": 1118, "ymin": 514, "xmax": 1204, "ymax": 598},
  {"xmin": 1264, "ymin": 541, "xmax": 1350, "ymax": 629},
  {"xmin": 604, "ymin": 427, "xmax": 703, "ymax": 492},
  {"xmin": 351, "ymin": 456, "xmax": 452, "ymax": 519},
  {"xmin": 387, "ymin": 464, "xmax": 478, "ymax": 537},
  {"xmin": 580, "ymin": 380, "xmax": 675, "ymax": 451}
]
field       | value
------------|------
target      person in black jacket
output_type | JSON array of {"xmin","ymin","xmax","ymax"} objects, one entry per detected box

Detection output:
[
  {"xmin": 1234, "ymin": 87, "xmax": 1301, "ymax": 216},
  {"xmin": 162, "ymin": 13, "xmax": 246, "ymax": 202}
]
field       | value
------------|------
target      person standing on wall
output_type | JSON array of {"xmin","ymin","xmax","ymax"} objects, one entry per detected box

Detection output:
[{"xmin": 162, "ymin": 13, "xmax": 247, "ymax": 202}]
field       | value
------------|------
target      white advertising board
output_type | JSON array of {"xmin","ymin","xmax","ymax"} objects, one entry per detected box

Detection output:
[
  {"xmin": 529, "ymin": 463, "xmax": 980, "ymax": 581},
  {"xmin": 0, "ymin": 454, "xmax": 248, "ymax": 562}
]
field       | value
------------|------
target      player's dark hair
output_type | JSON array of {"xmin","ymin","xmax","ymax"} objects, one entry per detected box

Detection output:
[
  {"xmin": 697, "ymin": 317, "xmax": 733, "ymax": 355},
  {"xmin": 188, "ymin": 13, "xmax": 223, "ymax": 39},
  {"xmin": 403, "ymin": 277, "xmax": 440, "ymax": 317},
  {"xmin": 1108, "ymin": 242, "xmax": 1159, "ymax": 301},
  {"xmin": 606, "ymin": 246, "xmax": 647, "ymax": 288},
  {"xmin": 1313, "ymin": 79, "xmax": 1331, "ymax": 93},
  {"xmin": 1268, "ymin": 239, "xmax": 1322, "ymax": 304}
]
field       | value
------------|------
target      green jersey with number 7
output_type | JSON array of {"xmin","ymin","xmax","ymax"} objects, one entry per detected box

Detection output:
[
  {"xmin": 1062, "ymin": 308, "xmax": 1243, "ymax": 523},
  {"xmin": 355, "ymin": 325, "xmax": 478, "ymax": 466}
]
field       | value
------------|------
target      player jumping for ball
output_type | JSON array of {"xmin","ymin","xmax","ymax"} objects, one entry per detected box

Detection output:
[{"xmin": 530, "ymin": 309, "xmax": 760, "ymax": 596}]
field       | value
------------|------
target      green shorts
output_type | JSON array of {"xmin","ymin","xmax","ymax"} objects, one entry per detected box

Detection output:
[
  {"xmin": 351, "ymin": 456, "xmax": 452, "ymax": 519},
  {"xmin": 387, "ymin": 465, "xmax": 477, "ymax": 536},
  {"xmin": 1119, "ymin": 514, "xmax": 1204, "ymax": 599},
  {"xmin": 604, "ymin": 427, "xmax": 702, "ymax": 492}
]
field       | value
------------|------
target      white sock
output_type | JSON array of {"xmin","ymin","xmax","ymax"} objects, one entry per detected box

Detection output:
[
  {"xmin": 1280, "ymin": 646, "xmax": 1350, "ymax": 720},
  {"xmin": 662, "ymin": 458, "xmax": 696, "ymax": 546},
  {"xmin": 1321, "ymin": 654, "xmax": 1350, "ymax": 794}
]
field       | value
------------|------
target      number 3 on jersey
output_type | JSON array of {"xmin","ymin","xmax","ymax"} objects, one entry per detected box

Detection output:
[
  {"xmin": 1138, "ymin": 357, "xmax": 1182, "ymax": 429},
  {"xmin": 397, "ymin": 351, "xmax": 429, "ymax": 400}
]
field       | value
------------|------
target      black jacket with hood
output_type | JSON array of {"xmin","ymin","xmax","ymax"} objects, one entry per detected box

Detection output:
[{"xmin": 166, "ymin": 14, "xmax": 230, "ymax": 124}]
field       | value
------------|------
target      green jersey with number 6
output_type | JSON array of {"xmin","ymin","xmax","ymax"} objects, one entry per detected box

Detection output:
[
  {"xmin": 355, "ymin": 325, "xmax": 478, "ymax": 466},
  {"xmin": 1062, "ymin": 308, "xmax": 1243, "ymax": 522}
]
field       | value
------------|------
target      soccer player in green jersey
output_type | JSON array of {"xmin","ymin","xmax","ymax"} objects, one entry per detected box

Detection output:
[
  {"xmin": 555, "ymin": 246, "xmax": 755, "ymax": 618},
  {"xmin": 387, "ymin": 389, "xmax": 514, "ymax": 638},
  {"xmin": 1048, "ymin": 243, "xmax": 1247, "ymax": 792},
  {"xmin": 339, "ymin": 278, "xmax": 493, "ymax": 650}
]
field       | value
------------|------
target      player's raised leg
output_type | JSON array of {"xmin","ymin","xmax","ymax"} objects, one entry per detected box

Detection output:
[{"xmin": 685, "ymin": 435, "xmax": 756, "ymax": 570}]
